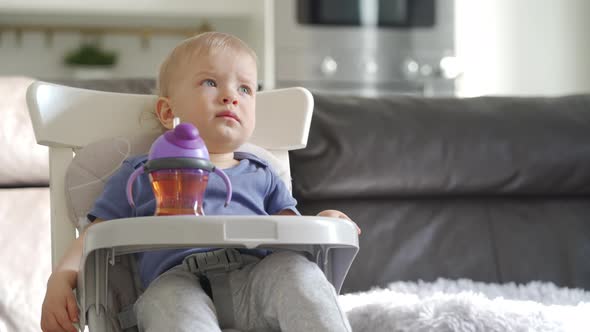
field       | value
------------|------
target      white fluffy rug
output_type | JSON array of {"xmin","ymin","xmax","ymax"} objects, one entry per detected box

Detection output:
[{"xmin": 340, "ymin": 279, "xmax": 590, "ymax": 332}]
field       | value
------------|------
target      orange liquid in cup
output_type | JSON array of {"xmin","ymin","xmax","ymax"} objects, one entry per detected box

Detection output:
[{"xmin": 149, "ymin": 169, "xmax": 209, "ymax": 216}]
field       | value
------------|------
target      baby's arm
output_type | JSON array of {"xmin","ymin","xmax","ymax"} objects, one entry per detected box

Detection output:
[
  {"xmin": 265, "ymin": 166, "xmax": 360, "ymax": 234},
  {"xmin": 41, "ymin": 218, "xmax": 104, "ymax": 332}
]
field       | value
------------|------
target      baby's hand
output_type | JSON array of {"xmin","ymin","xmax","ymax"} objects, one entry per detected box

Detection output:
[
  {"xmin": 41, "ymin": 271, "xmax": 79, "ymax": 332},
  {"xmin": 317, "ymin": 209, "xmax": 361, "ymax": 234}
]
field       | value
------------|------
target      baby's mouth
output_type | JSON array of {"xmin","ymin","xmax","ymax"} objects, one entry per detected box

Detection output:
[{"xmin": 215, "ymin": 110, "xmax": 241, "ymax": 123}]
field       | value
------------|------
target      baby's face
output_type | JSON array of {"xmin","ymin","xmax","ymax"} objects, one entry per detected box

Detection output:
[{"xmin": 167, "ymin": 49, "xmax": 257, "ymax": 153}]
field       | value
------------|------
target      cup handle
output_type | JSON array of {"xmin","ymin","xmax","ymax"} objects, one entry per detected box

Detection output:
[
  {"xmin": 126, "ymin": 167, "xmax": 145, "ymax": 207},
  {"xmin": 213, "ymin": 168, "xmax": 232, "ymax": 207}
]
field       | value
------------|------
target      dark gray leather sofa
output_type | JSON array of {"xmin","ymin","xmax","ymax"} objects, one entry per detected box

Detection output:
[{"xmin": 290, "ymin": 93, "xmax": 590, "ymax": 294}]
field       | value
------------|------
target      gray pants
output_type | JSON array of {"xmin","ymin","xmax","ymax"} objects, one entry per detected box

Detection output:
[{"xmin": 134, "ymin": 251, "xmax": 352, "ymax": 332}]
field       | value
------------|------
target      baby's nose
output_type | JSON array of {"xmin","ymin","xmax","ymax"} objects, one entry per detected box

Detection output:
[{"xmin": 222, "ymin": 97, "xmax": 238, "ymax": 106}]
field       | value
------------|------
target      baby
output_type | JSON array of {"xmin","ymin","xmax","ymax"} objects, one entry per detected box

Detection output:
[{"xmin": 41, "ymin": 32, "xmax": 357, "ymax": 332}]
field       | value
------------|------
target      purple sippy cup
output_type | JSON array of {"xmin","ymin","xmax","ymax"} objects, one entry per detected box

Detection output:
[{"xmin": 126, "ymin": 123, "xmax": 232, "ymax": 216}]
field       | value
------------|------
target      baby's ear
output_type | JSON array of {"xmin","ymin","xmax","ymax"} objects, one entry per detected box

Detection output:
[{"xmin": 155, "ymin": 97, "xmax": 174, "ymax": 129}]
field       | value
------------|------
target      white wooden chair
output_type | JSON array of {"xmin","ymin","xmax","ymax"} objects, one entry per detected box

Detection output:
[{"xmin": 27, "ymin": 81, "xmax": 359, "ymax": 331}]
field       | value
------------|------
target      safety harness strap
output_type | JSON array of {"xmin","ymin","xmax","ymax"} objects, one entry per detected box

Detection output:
[
  {"xmin": 183, "ymin": 249, "xmax": 255, "ymax": 329},
  {"xmin": 207, "ymin": 270, "xmax": 236, "ymax": 328},
  {"xmin": 118, "ymin": 305, "xmax": 138, "ymax": 331}
]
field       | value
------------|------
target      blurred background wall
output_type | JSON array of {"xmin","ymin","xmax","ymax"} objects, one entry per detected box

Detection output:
[
  {"xmin": 0, "ymin": 0, "xmax": 589, "ymax": 96},
  {"xmin": 456, "ymin": 0, "xmax": 590, "ymax": 96}
]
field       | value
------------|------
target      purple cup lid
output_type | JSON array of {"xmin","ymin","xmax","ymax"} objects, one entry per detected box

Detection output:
[
  {"xmin": 127, "ymin": 122, "xmax": 233, "ymax": 207},
  {"xmin": 148, "ymin": 123, "xmax": 210, "ymax": 160}
]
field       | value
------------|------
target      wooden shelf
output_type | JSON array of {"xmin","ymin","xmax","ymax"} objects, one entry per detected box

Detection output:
[{"xmin": 0, "ymin": 23, "xmax": 213, "ymax": 38}]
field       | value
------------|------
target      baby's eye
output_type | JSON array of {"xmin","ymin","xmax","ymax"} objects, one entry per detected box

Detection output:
[
  {"xmin": 202, "ymin": 79, "xmax": 216, "ymax": 87},
  {"xmin": 239, "ymin": 85, "xmax": 252, "ymax": 95}
]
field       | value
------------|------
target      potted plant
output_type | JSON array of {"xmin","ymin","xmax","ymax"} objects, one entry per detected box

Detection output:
[{"xmin": 63, "ymin": 43, "xmax": 118, "ymax": 79}]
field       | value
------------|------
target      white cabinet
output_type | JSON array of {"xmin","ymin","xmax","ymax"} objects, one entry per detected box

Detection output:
[
  {"xmin": 0, "ymin": 0, "xmax": 259, "ymax": 17},
  {"xmin": 0, "ymin": 0, "xmax": 275, "ymax": 88}
]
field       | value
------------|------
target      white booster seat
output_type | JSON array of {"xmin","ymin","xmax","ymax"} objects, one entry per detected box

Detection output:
[{"xmin": 27, "ymin": 81, "xmax": 359, "ymax": 331}]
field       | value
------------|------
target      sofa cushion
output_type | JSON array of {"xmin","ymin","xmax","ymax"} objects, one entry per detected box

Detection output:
[
  {"xmin": 0, "ymin": 76, "xmax": 49, "ymax": 187},
  {"xmin": 0, "ymin": 187, "xmax": 50, "ymax": 331},
  {"xmin": 291, "ymin": 93, "xmax": 590, "ymax": 199}
]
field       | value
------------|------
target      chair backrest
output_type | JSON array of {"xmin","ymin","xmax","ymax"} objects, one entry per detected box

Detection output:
[{"xmin": 26, "ymin": 81, "xmax": 314, "ymax": 268}]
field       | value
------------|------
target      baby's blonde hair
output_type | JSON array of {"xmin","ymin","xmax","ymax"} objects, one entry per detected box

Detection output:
[{"xmin": 157, "ymin": 32, "xmax": 258, "ymax": 97}]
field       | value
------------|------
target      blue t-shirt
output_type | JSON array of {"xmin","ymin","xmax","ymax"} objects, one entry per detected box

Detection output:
[{"xmin": 89, "ymin": 152, "xmax": 299, "ymax": 287}]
